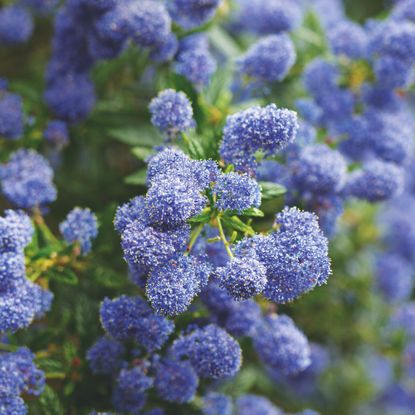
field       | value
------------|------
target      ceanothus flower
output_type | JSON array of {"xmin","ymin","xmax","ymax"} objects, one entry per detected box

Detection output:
[
  {"xmin": 375, "ymin": 253, "xmax": 413, "ymax": 304},
  {"xmin": 236, "ymin": 394, "xmax": 283, "ymax": 415},
  {"xmin": 124, "ymin": 0, "xmax": 171, "ymax": 47},
  {"xmin": 236, "ymin": 207, "xmax": 331, "ymax": 304},
  {"xmin": 114, "ymin": 196, "xmax": 148, "ymax": 234},
  {"xmin": 0, "ymin": 347, "xmax": 45, "ymax": 396},
  {"xmin": 214, "ymin": 172, "xmax": 262, "ymax": 213},
  {"xmin": 220, "ymin": 104, "xmax": 298, "ymax": 172},
  {"xmin": 328, "ymin": 20, "xmax": 367, "ymax": 59},
  {"xmin": 224, "ymin": 299, "xmax": 261, "ymax": 337},
  {"xmin": 86, "ymin": 336, "xmax": 124, "ymax": 374},
  {"xmin": 237, "ymin": 34, "xmax": 296, "ymax": 82},
  {"xmin": 112, "ymin": 366, "xmax": 152, "ymax": 414},
  {"xmin": 44, "ymin": 74, "xmax": 96, "ymax": 123},
  {"xmin": 168, "ymin": 0, "xmax": 221, "ymax": 29},
  {"xmin": 345, "ymin": 160, "xmax": 404, "ymax": 202},
  {"xmin": 170, "ymin": 324, "xmax": 242, "ymax": 379},
  {"xmin": 149, "ymin": 89, "xmax": 195, "ymax": 138},
  {"xmin": 154, "ymin": 359, "xmax": 198, "ymax": 403},
  {"xmin": 175, "ymin": 46, "xmax": 217, "ymax": 88},
  {"xmin": 100, "ymin": 296, "xmax": 174, "ymax": 350},
  {"xmin": 234, "ymin": 0, "xmax": 303, "ymax": 35},
  {"xmin": 146, "ymin": 256, "xmax": 211, "ymax": 316},
  {"xmin": 59, "ymin": 207, "xmax": 98, "ymax": 254},
  {"xmin": 392, "ymin": 0, "xmax": 415, "ymax": 23},
  {"xmin": 290, "ymin": 144, "xmax": 347, "ymax": 194},
  {"xmin": 150, "ymin": 33, "xmax": 179, "ymax": 63},
  {"xmin": 390, "ymin": 302, "xmax": 415, "ymax": 339},
  {"xmin": 0, "ymin": 253, "xmax": 25, "ymax": 290},
  {"xmin": 32, "ymin": 283, "xmax": 53, "ymax": 319},
  {"xmin": 374, "ymin": 55, "xmax": 413, "ymax": 89},
  {"xmin": 44, "ymin": 120, "xmax": 69, "ymax": 148},
  {"xmin": 121, "ymin": 220, "xmax": 189, "ymax": 272},
  {"xmin": 0, "ymin": 149, "xmax": 57, "ymax": 209},
  {"xmin": 145, "ymin": 176, "xmax": 207, "ymax": 228},
  {"xmin": 203, "ymin": 392, "xmax": 233, "ymax": 415},
  {"xmin": 0, "ymin": 210, "xmax": 33, "ymax": 253},
  {"xmin": 0, "ymin": 396, "xmax": 27, "ymax": 414},
  {"xmin": 218, "ymin": 257, "xmax": 267, "ymax": 301},
  {"xmin": 0, "ymin": 6, "xmax": 33, "ymax": 45},
  {"xmin": 254, "ymin": 314, "xmax": 311, "ymax": 376},
  {"xmin": 0, "ymin": 89, "xmax": 24, "ymax": 140}
]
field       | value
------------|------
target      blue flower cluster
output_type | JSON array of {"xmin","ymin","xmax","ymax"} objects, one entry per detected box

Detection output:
[
  {"xmin": 59, "ymin": 207, "xmax": 98, "ymax": 254},
  {"xmin": 0, "ymin": 149, "xmax": 57, "ymax": 209},
  {"xmin": 0, "ymin": 82, "xmax": 24, "ymax": 140},
  {"xmin": 0, "ymin": 5, "xmax": 33, "ymax": 45},
  {"xmin": 0, "ymin": 347, "xmax": 45, "ymax": 414},
  {"xmin": 0, "ymin": 210, "xmax": 53, "ymax": 334}
]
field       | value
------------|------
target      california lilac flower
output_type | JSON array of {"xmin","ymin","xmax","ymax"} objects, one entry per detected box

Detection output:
[
  {"xmin": 44, "ymin": 120, "xmax": 69, "ymax": 149},
  {"xmin": 154, "ymin": 359, "xmax": 198, "ymax": 403},
  {"xmin": 218, "ymin": 257, "xmax": 267, "ymax": 300},
  {"xmin": 214, "ymin": 172, "xmax": 261, "ymax": 213},
  {"xmin": 0, "ymin": 210, "xmax": 33, "ymax": 255},
  {"xmin": 375, "ymin": 253, "xmax": 413, "ymax": 303},
  {"xmin": 121, "ymin": 220, "xmax": 189, "ymax": 273},
  {"xmin": 0, "ymin": 347, "xmax": 45, "ymax": 414},
  {"xmin": 59, "ymin": 208, "xmax": 98, "ymax": 254},
  {"xmin": 168, "ymin": 0, "xmax": 221, "ymax": 29},
  {"xmin": 234, "ymin": 0, "xmax": 303, "ymax": 35},
  {"xmin": 0, "ymin": 149, "xmax": 57, "ymax": 209},
  {"xmin": 220, "ymin": 104, "xmax": 298, "ymax": 172},
  {"xmin": 224, "ymin": 299, "xmax": 261, "ymax": 337},
  {"xmin": 290, "ymin": 144, "xmax": 347, "ymax": 194},
  {"xmin": 45, "ymin": 74, "xmax": 96, "ymax": 123},
  {"xmin": 236, "ymin": 207, "xmax": 331, "ymax": 303},
  {"xmin": 150, "ymin": 33, "xmax": 179, "ymax": 63},
  {"xmin": 236, "ymin": 394, "xmax": 283, "ymax": 415},
  {"xmin": 112, "ymin": 366, "xmax": 152, "ymax": 413},
  {"xmin": 100, "ymin": 296, "xmax": 174, "ymax": 350},
  {"xmin": 146, "ymin": 256, "xmax": 211, "ymax": 316},
  {"xmin": 374, "ymin": 55, "xmax": 413, "ymax": 89},
  {"xmin": 149, "ymin": 89, "xmax": 195, "ymax": 138},
  {"xmin": 87, "ymin": 336, "xmax": 124, "ymax": 374},
  {"xmin": 237, "ymin": 34, "xmax": 296, "ymax": 83},
  {"xmin": 328, "ymin": 20, "xmax": 367, "ymax": 59},
  {"xmin": 392, "ymin": 0, "xmax": 415, "ymax": 22},
  {"xmin": 114, "ymin": 195, "xmax": 148, "ymax": 234},
  {"xmin": 126, "ymin": 0, "xmax": 172, "ymax": 48},
  {"xmin": 254, "ymin": 314, "xmax": 311, "ymax": 376},
  {"xmin": 175, "ymin": 45, "xmax": 217, "ymax": 88},
  {"xmin": 0, "ymin": 89, "xmax": 24, "ymax": 140},
  {"xmin": 0, "ymin": 6, "xmax": 33, "ymax": 45},
  {"xmin": 170, "ymin": 324, "xmax": 242, "ymax": 378},
  {"xmin": 203, "ymin": 392, "xmax": 233, "ymax": 415},
  {"xmin": 345, "ymin": 160, "xmax": 404, "ymax": 202},
  {"xmin": 145, "ymin": 176, "xmax": 206, "ymax": 228}
]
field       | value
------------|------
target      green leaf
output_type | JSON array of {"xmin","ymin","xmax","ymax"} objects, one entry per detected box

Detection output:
[
  {"xmin": 108, "ymin": 126, "xmax": 162, "ymax": 147},
  {"xmin": 222, "ymin": 215, "xmax": 255, "ymax": 236},
  {"xmin": 124, "ymin": 169, "xmax": 147, "ymax": 185},
  {"xmin": 189, "ymin": 208, "xmax": 212, "ymax": 224},
  {"xmin": 131, "ymin": 146, "xmax": 155, "ymax": 160},
  {"xmin": 241, "ymin": 208, "xmax": 265, "ymax": 217},
  {"xmin": 31, "ymin": 245, "xmax": 61, "ymax": 261},
  {"xmin": 48, "ymin": 269, "xmax": 79, "ymax": 285},
  {"xmin": 260, "ymin": 182, "xmax": 287, "ymax": 201},
  {"xmin": 30, "ymin": 385, "xmax": 64, "ymax": 415},
  {"xmin": 208, "ymin": 26, "xmax": 242, "ymax": 58}
]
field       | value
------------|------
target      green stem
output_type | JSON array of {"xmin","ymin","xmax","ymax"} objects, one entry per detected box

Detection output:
[
  {"xmin": 0, "ymin": 343, "xmax": 19, "ymax": 352},
  {"xmin": 45, "ymin": 372, "xmax": 66, "ymax": 380},
  {"xmin": 217, "ymin": 216, "xmax": 234, "ymax": 259},
  {"xmin": 186, "ymin": 224, "xmax": 204, "ymax": 255}
]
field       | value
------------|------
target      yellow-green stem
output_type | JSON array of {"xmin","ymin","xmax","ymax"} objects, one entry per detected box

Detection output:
[{"xmin": 217, "ymin": 216, "xmax": 234, "ymax": 259}]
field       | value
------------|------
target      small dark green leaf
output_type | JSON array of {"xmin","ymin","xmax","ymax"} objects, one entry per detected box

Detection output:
[
  {"xmin": 108, "ymin": 126, "xmax": 162, "ymax": 147},
  {"xmin": 48, "ymin": 269, "xmax": 79, "ymax": 285},
  {"xmin": 124, "ymin": 169, "xmax": 147, "ymax": 185},
  {"xmin": 260, "ymin": 182, "xmax": 287, "ymax": 201}
]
